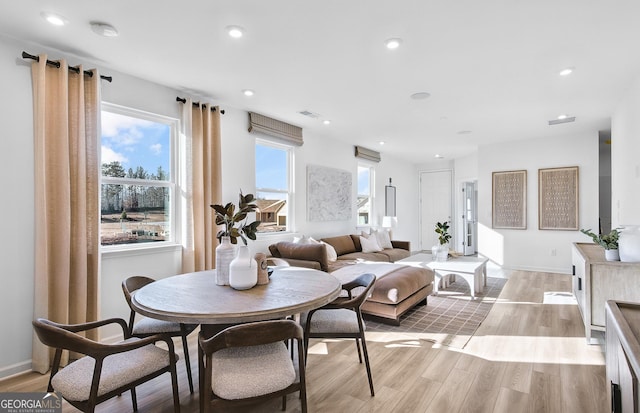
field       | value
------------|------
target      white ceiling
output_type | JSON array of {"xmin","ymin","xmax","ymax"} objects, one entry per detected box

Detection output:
[{"xmin": 2, "ymin": 0, "xmax": 638, "ymax": 163}]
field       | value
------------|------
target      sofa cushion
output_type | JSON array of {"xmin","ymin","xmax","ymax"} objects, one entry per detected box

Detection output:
[
  {"xmin": 274, "ymin": 241, "xmax": 329, "ymax": 272},
  {"xmin": 322, "ymin": 235, "xmax": 357, "ymax": 256},
  {"xmin": 360, "ymin": 235, "xmax": 382, "ymax": 253},
  {"xmin": 337, "ymin": 252, "xmax": 389, "ymax": 262},
  {"xmin": 378, "ymin": 248, "xmax": 411, "ymax": 262}
]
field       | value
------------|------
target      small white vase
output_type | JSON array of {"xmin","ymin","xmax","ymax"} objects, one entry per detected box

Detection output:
[
  {"xmin": 229, "ymin": 246, "xmax": 258, "ymax": 290},
  {"xmin": 605, "ymin": 248, "xmax": 620, "ymax": 262},
  {"xmin": 215, "ymin": 236, "xmax": 236, "ymax": 286}
]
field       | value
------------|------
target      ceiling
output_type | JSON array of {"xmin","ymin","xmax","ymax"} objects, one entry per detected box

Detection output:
[{"xmin": 2, "ymin": 1, "xmax": 639, "ymax": 163}]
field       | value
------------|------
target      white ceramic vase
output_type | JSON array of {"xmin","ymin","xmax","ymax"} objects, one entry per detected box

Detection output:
[
  {"xmin": 215, "ymin": 236, "xmax": 236, "ymax": 286},
  {"xmin": 619, "ymin": 225, "xmax": 640, "ymax": 262},
  {"xmin": 432, "ymin": 244, "xmax": 448, "ymax": 262},
  {"xmin": 605, "ymin": 248, "xmax": 620, "ymax": 262},
  {"xmin": 229, "ymin": 246, "xmax": 258, "ymax": 290}
]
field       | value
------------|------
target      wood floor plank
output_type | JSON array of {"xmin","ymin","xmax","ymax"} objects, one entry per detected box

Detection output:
[{"xmin": 1, "ymin": 271, "xmax": 609, "ymax": 413}]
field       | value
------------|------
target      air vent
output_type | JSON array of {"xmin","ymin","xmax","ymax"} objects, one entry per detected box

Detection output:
[
  {"xmin": 548, "ymin": 117, "xmax": 576, "ymax": 125},
  {"xmin": 298, "ymin": 110, "xmax": 320, "ymax": 118}
]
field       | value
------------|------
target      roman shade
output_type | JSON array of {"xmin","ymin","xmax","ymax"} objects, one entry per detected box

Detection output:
[
  {"xmin": 354, "ymin": 145, "xmax": 381, "ymax": 162},
  {"xmin": 248, "ymin": 112, "xmax": 303, "ymax": 146}
]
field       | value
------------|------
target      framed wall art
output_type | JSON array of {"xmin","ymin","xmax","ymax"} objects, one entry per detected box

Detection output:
[
  {"xmin": 492, "ymin": 170, "xmax": 527, "ymax": 229},
  {"xmin": 307, "ymin": 165, "xmax": 352, "ymax": 222},
  {"xmin": 538, "ymin": 166, "xmax": 579, "ymax": 230}
]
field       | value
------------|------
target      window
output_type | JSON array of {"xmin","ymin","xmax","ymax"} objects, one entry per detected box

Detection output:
[
  {"xmin": 357, "ymin": 164, "xmax": 374, "ymax": 226},
  {"xmin": 255, "ymin": 139, "xmax": 292, "ymax": 233},
  {"xmin": 100, "ymin": 103, "xmax": 177, "ymax": 247}
]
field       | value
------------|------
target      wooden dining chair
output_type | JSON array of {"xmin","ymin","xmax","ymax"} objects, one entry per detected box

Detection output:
[
  {"xmin": 122, "ymin": 275, "xmax": 197, "ymax": 393},
  {"xmin": 32, "ymin": 317, "xmax": 180, "ymax": 413},
  {"xmin": 198, "ymin": 319, "xmax": 307, "ymax": 413},
  {"xmin": 303, "ymin": 272, "xmax": 377, "ymax": 397}
]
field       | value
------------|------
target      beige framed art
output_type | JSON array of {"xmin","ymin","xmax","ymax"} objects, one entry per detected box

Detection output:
[
  {"xmin": 538, "ymin": 166, "xmax": 579, "ymax": 230},
  {"xmin": 492, "ymin": 170, "xmax": 527, "ymax": 229}
]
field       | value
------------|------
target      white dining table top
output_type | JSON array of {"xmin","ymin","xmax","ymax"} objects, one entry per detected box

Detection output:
[{"xmin": 131, "ymin": 266, "xmax": 342, "ymax": 325}]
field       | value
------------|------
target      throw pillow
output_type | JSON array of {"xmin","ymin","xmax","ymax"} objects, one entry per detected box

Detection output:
[
  {"xmin": 293, "ymin": 235, "xmax": 319, "ymax": 245},
  {"xmin": 372, "ymin": 229, "xmax": 393, "ymax": 249},
  {"xmin": 360, "ymin": 235, "xmax": 382, "ymax": 253},
  {"xmin": 321, "ymin": 241, "xmax": 338, "ymax": 262}
]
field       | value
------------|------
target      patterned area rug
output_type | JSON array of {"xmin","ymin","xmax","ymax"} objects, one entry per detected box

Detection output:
[{"xmin": 366, "ymin": 276, "xmax": 508, "ymax": 349}]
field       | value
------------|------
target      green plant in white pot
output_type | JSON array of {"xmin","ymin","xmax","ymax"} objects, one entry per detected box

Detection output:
[
  {"xmin": 432, "ymin": 221, "xmax": 451, "ymax": 261},
  {"xmin": 580, "ymin": 228, "xmax": 620, "ymax": 261}
]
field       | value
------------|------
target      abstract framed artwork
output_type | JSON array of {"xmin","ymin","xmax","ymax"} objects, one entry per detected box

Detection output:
[
  {"xmin": 492, "ymin": 170, "xmax": 527, "ymax": 229},
  {"xmin": 307, "ymin": 165, "xmax": 352, "ymax": 221},
  {"xmin": 538, "ymin": 166, "xmax": 579, "ymax": 230}
]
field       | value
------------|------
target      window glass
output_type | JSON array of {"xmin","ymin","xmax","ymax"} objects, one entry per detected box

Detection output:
[
  {"xmin": 255, "ymin": 141, "xmax": 291, "ymax": 233},
  {"xmin": 358, "ymin": 164, "xmax": 373, "ymax": 226},
  {"xmin": 100, "ymin": 105, "xmax": 176, "ymax": 246}
]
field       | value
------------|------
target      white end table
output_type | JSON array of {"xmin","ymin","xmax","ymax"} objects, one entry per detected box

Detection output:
[{"xmin": 428, "ymin": 257, "xmax": 488, "ymax": 299}]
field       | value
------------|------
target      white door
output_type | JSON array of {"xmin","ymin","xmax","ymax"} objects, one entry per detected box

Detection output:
[
  {"xmin": 420, "ymin": 170, "xmax": 453, "ymax": 251},
  {"xmin": 462, "ymin": 181, "xmax": 478, "ymax": 255}
]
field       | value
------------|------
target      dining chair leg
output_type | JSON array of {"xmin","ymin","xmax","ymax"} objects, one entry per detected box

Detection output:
[
  {"xmin": 357, "ymin": 311, "xmax": 374, "ymax": 397},
  {"xmin": 130, "ymin": 388, "xmax": 138, "ymax": 411},
  {"xmin": 198, "ymin": 342, "xmax": 205, "ymax": 413},
  {"xmin": 355, "ymin": 338, "xmax": 363, "ymax": 363},
  {"xmin": 180, "ymin": 323, "xmax": 194, "ymax": 394}
]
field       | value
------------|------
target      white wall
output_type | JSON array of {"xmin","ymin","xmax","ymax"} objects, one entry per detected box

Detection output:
[
  {"xmin": 477, "ymin": 133, "xmax": 599, "ymax": 273},
  {"xmin": 611, "ymin": 75, "xmax": 640, "ymax": 229},
  {"xmin": 0, "ymin": 34, "xmax": 418, "ymax": 378}
]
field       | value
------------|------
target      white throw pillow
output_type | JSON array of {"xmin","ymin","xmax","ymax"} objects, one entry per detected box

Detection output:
[
  {"xmin": 372, "ymin": 229, "xmax": 393, "ymax": 249},
  {"xmin": 360, "ymin": 235, "xmax": 382, "ymax": 253},
  {"xmin": 321, "ymin": 241, "xmax": 338, "ymax": 262},
  {"xmin": 293, "ymin": 235, "xmax": 319, "ymax": 245}
]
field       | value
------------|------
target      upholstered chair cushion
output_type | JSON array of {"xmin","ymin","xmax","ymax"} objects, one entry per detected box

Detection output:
[
  {"xmin": 131, "ymin": 317, "xmax": 185, "ymax": 334},
  {"xmin": 304, "ymin": 308, "xmax": 364, "ymax": 334},
  {"xmin": 211, "ymin": 342, "xmax": 295, "ymax": 400},
  {"xmin": 51, "ymin": 338, "xmax": 172, "ymax": 401}
]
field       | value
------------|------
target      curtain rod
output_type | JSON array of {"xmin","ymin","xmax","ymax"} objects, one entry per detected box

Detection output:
[
  {"xmin": 21, "ymin": 51, "xmax": 113, "ymax": 82},
  {"xmin": 176, "ymin": 97, "xmax": 225, "ymax": 114}
]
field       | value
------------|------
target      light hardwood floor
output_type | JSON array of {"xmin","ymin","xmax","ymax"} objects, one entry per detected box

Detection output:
[{"xmin": 0, "ymin": 270, "xmax": 607, "ymax": 412}]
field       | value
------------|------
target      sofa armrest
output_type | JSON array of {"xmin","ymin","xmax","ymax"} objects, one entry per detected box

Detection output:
[
  {"xmin": 271, "ymin": 241, "xmax": 329, "ymax": 272},
  {"xmin": 391, "ymin": 240, "xmax": 410, "ymax": 251}
]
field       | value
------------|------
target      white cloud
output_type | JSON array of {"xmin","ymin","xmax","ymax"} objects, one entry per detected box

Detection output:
[
  {"xmin": 150, "ymin": 143, "xmax": 162, "ymax": 155},
  {"xmin": 101, "ymin": 111, "xmax": 157, "ymax": 146},
  {"xmin": 101, "ymin": 145, "xmax": 129, "ymax": 164}
]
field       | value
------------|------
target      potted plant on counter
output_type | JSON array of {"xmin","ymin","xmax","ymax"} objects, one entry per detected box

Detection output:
[{"xmin": 580, "ymin": 228, "xmax": 620, "ymax": 261}]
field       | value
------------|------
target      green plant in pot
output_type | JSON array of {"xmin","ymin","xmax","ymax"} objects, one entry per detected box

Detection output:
[
  {"xmin": 210, "ymin": 191, "xmax": 261, "ymax": 245},
  {"xmin": 432, "ymin": 221, "xmax": 452, "ymax": 261},
  {"xmin": 580, "ymin": 228, "xmax": 620, "ymax": 261}
]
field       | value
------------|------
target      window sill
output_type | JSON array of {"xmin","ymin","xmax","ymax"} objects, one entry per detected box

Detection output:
[{"xmin": 101, "ymin": 242, "xmax": 182, "ymax": 259}]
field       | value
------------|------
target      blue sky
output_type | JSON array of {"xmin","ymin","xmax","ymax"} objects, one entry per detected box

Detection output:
[{"xmin": 101, "ymin": 111, "xmax": 170, "ymax": 177}]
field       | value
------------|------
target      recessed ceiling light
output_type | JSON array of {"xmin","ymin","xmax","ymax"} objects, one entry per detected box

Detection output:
[
  {"xmin": 559, "ymin": 67, "xmax": 574, "ymax": 76},
  {"xmin": 557, "ymin": 114, "xmax": 568, "ymax": 120},
  {"xmin": 226, "ymin": 25, "xmax": 244, "ymax": 38},
  {"xmin": 323, "ymin": 120, "xmax": 331, "ymax": 125},
  {"xmin": 90, "ymin": 22, "xmax": 119, "ymax": 37},
  {"xmin": 410, "ymin": 92, "xmax": 431, "ymax": 100},
  {"xmin": 41, "ymin": 12, "xmax": 68, "ymax": 26},
  {"xmin": 384, "ymin": 38, "xmax": 402, "ymax": 50},
  {"xmin": 435, "ymin": 154, "xmax": 444, "ymax": 159},
  {"xmin": 242, "ymin": 89, "xmax": 254, "ymax": 97},
  {"xmin": 379, "ymin": 141, "xmax": 385, "ymax": 145}
]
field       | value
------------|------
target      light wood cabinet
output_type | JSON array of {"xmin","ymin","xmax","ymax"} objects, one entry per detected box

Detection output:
[
  {"xmin": 605, "ymin": 300, "xmax": 640, "ymax": 413},
  {"xmin": 572, "ymin": 243, "xmax": 640, "ymax": 342}
]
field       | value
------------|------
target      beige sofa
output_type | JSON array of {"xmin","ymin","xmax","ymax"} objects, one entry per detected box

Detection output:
[
  {"xmin": 268, "ymin": 234, "xmax": 434, "ymax": 325},
  {"xmin": 268, "ymin": 234, "xmax": 411, "ymax": 272}
]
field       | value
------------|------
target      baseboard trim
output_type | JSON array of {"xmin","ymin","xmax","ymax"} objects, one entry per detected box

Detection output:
[{"xmin": 0, "ymin": 360, "xmax": 32, "ymax": 381}]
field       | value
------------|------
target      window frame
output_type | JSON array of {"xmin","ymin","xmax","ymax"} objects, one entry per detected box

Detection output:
[
  {"xmin": 357, "ymin": 162, "xmax": 375, "ymax": 228},
  {"xmin": 255, "ymin": 138, "xmax": 294, "ymax": 235},
  {"xmin": 100, "ymin": 102, "xmax": 180, "ymax": 251}
]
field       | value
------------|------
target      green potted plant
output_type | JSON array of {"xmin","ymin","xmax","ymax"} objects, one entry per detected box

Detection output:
[
  {"xmin": 210, "ymin": 191, "xmax": 261, "ymax": 286},
  {"xmin": 580, "ymin": 228, "xmax": 620, "ymax": 261},
  {"xmin": 432, "ymin": 221, "xmax": 451, "ymax": 261},
  {"xmin": 210, "ymin": 191, "xmax": 261, "ymax": 245}
]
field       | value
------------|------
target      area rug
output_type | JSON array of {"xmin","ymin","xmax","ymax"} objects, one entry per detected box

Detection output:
[{"xmin": 366, "ymin": 276, "xmax": 508, "ymax": 349}]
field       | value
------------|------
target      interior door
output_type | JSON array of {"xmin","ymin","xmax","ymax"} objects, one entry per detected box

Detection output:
[
  {"xmin": 462, "ymin": 181, "xmax": 478, "ymax": 255},
  {"xmin": 420, "ymin": 170, "xmax": 452, "ymax": 251}
]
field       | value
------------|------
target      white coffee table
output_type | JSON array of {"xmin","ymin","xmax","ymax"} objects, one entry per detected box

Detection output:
[{"xmin": 398, "ymin": 253, "xmax": 488, "ymax": 299}]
